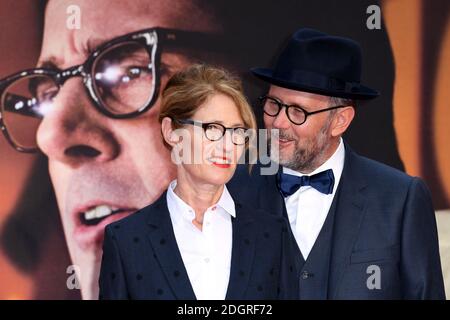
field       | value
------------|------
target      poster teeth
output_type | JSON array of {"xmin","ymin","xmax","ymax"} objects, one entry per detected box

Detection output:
[{"xmin": 84, "ymin": 205, "xmax": 112, "ymax": 220}]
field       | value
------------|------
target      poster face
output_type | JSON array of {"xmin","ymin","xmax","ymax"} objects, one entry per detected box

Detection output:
[{"xmin": 0, "ymin": 0, "xmax": 448, "ymax": 299}]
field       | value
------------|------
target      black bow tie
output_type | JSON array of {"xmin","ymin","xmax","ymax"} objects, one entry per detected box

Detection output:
[{"xmin": 277, "ymin": 169, "xmax": 335, "ymax": 197}]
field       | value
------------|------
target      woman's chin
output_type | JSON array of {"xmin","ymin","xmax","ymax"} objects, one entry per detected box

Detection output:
[{"xmin": 202, "ymin": 166, "xmax": 235, "ymax": 186}]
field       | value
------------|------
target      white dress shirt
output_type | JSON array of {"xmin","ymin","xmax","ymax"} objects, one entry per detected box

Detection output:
[
  {"xmin": 283, "ymin": 138, "xmax": 345, "ymax": 260},
  {"xmin": 166, "ymin": 180, "xmax": 235, "ymax": 300}
]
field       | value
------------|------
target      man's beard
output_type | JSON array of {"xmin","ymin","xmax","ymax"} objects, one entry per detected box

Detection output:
[{"xmin": 270, "ymin": 118, "xmax": 333, "ymax": 173}]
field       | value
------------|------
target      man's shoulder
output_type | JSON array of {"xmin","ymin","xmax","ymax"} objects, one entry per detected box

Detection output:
[{"xmin": 348, "ymin": 149, "xmax": 414, "ymax": 186}]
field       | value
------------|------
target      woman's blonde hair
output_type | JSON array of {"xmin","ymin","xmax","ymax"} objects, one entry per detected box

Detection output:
[
  {"xmin": 159, "ymin": 64, "xmax": 257, "ymax": 153},
  {"xmin": 159, "ymin": 63, "xmax": 256, "ymax": 128}
]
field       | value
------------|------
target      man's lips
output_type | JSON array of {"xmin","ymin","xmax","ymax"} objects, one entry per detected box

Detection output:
[
  {"xmin": 72, "ymin": 202, "xmax": 137, "ymax": 250},
  {"xmin": 277, "ymin": 137, "xmax": 295, "ymax": 148}
]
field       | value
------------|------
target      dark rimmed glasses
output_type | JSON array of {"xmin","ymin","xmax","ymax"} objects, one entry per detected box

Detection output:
[
  {"xmin": 0, "ymin": 27, "xmax": 223, "ymax": 153},
  {"xmin": 260, "ymin": 95, "xmax": 346, "ymax": 125},
  {"xmin": 175, "ymin": 119, "xmax": 249, "ymax": 145}
]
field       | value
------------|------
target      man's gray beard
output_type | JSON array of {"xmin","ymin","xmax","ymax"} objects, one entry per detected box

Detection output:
[{"xmin": 269, "ymin": 118, "xmax": 333, "ymax": 173}]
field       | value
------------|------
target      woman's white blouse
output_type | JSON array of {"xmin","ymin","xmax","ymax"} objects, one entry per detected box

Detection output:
[{"xmin": 166, "ymin": 180, "xmax": 236, "ymax": 300}]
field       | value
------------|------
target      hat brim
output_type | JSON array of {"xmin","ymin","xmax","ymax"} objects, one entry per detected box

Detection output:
[{"xmin": 251, "ymin": 68, "xmax": 379, "ymax": 100}]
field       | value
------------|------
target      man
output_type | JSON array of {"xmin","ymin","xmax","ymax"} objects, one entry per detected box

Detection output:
[
  {"xmin": 230, "ymin": 28, "xmax": 446, "ymax": 299},
  {"xmin": 0, "ymin": 0, "xmax": 252, "ymax": 299}
]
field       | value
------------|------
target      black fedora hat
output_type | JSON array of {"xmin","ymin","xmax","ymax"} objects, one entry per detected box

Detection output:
[{"xmin": 251, "ymin": 28, "xmax": 379, "ymax": 100}]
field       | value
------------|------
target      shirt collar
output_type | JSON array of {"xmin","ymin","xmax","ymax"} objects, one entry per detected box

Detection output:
[
  {"xmin": 167, "ymin": 180, "xmax": 236, "ymax": 224},
  {"xmin": 216, "ymin": 185, "xmax": 237, "ymax": 218}
]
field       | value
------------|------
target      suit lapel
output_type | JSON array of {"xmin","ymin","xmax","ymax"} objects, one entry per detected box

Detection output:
[
  {"xmin": 145, "ymin": 192, "xmax": 196, "ymax": 300},
  {"xmin": 260, "ymin": 169, "xmax": 288, "ymax": 218},
  {"xmin": 225, "ymin": 202, "xmax": 257, "ymax": 300},
  {"xmin": 328, "ymin": 146, "xmax": 368, "ymax": 298}
]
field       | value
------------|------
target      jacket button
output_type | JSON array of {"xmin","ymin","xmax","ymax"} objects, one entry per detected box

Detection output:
[{"xmin": 301, "ymin": 271, "xmax": 311, "ymax": 280}]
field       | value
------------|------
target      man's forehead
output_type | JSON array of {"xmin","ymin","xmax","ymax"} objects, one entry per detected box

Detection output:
[
  {"xmin": 269, "ymin": 85, "xmax": 331, "ymax": 105},
  {"xmin": 40, "ymin": 0, "xmax": 221, "ymax": 65}
]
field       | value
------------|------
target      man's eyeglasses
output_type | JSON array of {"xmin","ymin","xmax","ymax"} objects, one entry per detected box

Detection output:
[
  {"xmin": 260, "ymin": 95, "xmax": 346, "ymax": 125},
  {"xmin": 175, "ymin": 119, "xmax": 249, "ymax": 145},
  {"xmin": 0, "ymin": 27, "xmax": 223, "ymax": 153}
]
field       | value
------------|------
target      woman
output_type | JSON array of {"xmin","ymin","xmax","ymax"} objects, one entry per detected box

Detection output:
[{"xmin": 99, "ymin": 64, "xmax": 299, "ymax": 300}]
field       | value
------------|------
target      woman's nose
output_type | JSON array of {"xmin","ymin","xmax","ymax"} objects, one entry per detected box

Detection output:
[{"xmin": 222, "ymin": 130, "xmax": 235, "ymax": 151}]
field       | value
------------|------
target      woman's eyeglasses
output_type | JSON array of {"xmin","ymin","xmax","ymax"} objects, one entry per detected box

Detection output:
[{"xmin": 176, "ymin": 119, "xmax": 249, "ymax": 145}]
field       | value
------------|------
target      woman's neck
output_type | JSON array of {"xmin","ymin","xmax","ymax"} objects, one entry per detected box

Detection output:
[{"xmin": 174, "ymin": 172, "xmax": 224, "ymax": 230}]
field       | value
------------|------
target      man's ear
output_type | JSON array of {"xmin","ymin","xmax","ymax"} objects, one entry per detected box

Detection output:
[
  {"xmin": 161, "ymin": 117, "xmax": 178, "ymax": 148},
  {"xmin": 331, "ymin": 106, "xmax": 355, "ymax": 137}
]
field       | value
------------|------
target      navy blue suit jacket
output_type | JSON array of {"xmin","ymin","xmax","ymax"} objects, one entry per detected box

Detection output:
[
  {"xmin": 228, "ymin": 143, "xmax": 446, "ymax": 299},
  {"xmin": 99, "ymin": 191, "xmax": 300, "ymax": 300}
]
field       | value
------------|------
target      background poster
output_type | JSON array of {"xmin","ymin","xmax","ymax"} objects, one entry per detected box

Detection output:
[{"xmin": 0, "ymin": 0, "xmax": 448, "ymax": 299}]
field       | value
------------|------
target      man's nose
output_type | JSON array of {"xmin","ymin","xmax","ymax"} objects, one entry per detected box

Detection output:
[
  {"xmin": 36, "ymin": 78, "xmax": 120, "ymax": 168},
  {"xmin": 271, "ymin": 107, "xmax": 291, "ymax": 129}
]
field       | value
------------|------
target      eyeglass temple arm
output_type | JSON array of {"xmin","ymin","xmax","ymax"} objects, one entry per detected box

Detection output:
[
  {"xmin": 175, "ymin": 118, "xmax": 201, "ymax": 126},
  {"xmin": 305, "ymin": 105, "xmax": 346, "ymax": 116}
]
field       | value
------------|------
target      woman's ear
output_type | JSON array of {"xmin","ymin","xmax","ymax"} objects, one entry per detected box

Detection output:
[{"xmin": 161, "ymin": 117, "xmax": 178, "ymax": 148}]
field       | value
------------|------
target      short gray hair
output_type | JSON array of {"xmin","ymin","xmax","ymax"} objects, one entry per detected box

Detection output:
[
  {"xmin": 329, "ymin": 96, "xmax": 355, "ymax": 108},
  {"xmin": 326, "ymin": 96, "xmax": 355, "ymax": 118}
]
